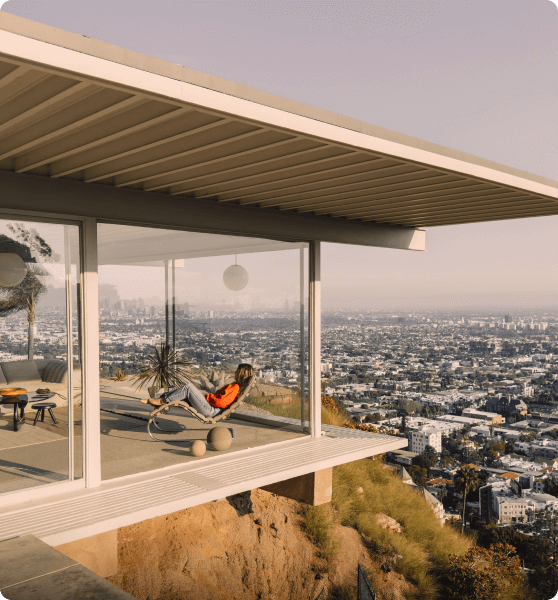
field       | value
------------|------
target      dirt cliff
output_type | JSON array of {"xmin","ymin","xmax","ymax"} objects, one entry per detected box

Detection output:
[{"xmin": 107, "ymin": 488, "xmax": 413, "ymax": 600}]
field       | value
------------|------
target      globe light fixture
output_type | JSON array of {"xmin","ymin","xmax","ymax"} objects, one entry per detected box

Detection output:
[
  {"xmin": 0, "ymin": 252, "xmax": 27, "ymax": 287},
  {"xmin": 223, "ymin": 255, "xmax": 248, "ymax": 291}
]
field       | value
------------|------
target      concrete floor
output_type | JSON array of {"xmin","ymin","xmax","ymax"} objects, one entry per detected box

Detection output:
[{"xmin": 0, "ymin": 394, "xmax": 304, "ymax": 495}]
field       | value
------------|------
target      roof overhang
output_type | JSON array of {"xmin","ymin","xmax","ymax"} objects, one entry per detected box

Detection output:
[{"xmin": 0, "ymin": 13, "xmax": 557, "ymax": 248}]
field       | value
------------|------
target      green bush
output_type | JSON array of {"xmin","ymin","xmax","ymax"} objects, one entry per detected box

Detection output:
[{"xmin": 303, "ymin": 504, "xmax": 340, "ymax": 567}]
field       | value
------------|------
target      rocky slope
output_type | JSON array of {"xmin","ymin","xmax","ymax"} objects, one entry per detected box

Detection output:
[{"xmin": 107, "ymin": 487, "xmax": 414, "ymax": 600}]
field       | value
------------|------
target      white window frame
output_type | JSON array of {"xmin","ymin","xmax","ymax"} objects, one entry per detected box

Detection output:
[{"xmin": 0, "ymin": 208, "xmax": 319, "ymax": 507}]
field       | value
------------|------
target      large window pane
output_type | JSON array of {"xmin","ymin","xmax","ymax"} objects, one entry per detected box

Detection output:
[
  {"xmin": 0, "ymin": 219, "xmax": 82, "ymax": 495},
  {"xmin": 98, "ymin": 223, "xmax": 307, "ymax": 480}
]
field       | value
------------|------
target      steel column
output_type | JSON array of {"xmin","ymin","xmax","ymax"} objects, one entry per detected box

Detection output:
[
  {"xmin": 81, "ymin": 217, "xmax": 101, "ymax": 488},
  {"xmin": 308, "ymin": 241, "xmax": 321, "ymax": 437}
]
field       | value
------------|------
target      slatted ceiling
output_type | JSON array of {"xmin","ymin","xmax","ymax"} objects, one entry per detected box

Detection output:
[
  {"xmin": 12, "ymin": 97, "xmax": 144, "ymax": 173},
  {"xmin": 20, "ymin": 101, "xmax": 177, "ymax": 175},
  {"xmin": 295, "ymin": 180, "xmax": 503, "ymax": 213},
  {"xmin": 50, "ymin": 105, "xmax": 189, "ymax": 177},
  {"xmin": 52, "ymin": 107, "xmax": 203, "ymax": 179},
  {"xmin": 234, "ymin": 167, "xmax": 438, "ymax": 207},
  {"xmin": 86, "ymin": 119, "xmax": 260, "ymax": 184},
  {"xmin": 362, "ymin": 194, "xmax": 548, "ymax": 221},
  {"xmin": 194, "ymin": 152, "xmax": 385, "ymax": 201},
  {"xmin": 318, "ymin": 191, "xmax": 533, "ymax": 218},
  {"xmin": 0, "ymin": 48, "xmax": 557, "ymax": 228},
  {"xmin": 113, "ymin": 126, "xmax": 278, "ymax": 188},
  {"xmin": 145, "ymin": 135, "xmax": 312, "ymax": 192},
  {"xmin": 208, "ymin": 157, "xmax": 408, "ymax": 200}
]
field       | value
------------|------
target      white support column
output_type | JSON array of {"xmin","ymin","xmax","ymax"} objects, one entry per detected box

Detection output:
[
  {"xmin": 82, "ymin": 217, "xmax": 101, "ymax": 488},
  {"xmin": 300, "ymin": 247, "xmax": 306, "ymax": 431},
  {"xmin": 64, "ymin": 226, "xmax": 74, "ymax": 481},
  {"xmin": 308, "ymin": 241, "xmax": 321, "ymax": 437}
]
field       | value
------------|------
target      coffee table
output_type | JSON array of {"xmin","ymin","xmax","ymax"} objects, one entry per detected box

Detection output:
[{"xmin": 0, "ymin": 388, "xmax": 28, "ymax": 432}]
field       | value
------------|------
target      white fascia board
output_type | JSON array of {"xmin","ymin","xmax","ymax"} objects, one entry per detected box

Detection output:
[{"xmin": 1, "ymin": 29, "xmax": 557, "ymax": 202}]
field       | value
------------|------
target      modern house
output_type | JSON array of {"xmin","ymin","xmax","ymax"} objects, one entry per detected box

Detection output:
[{"xmin": 0, "ymin": 11, "xmax": 558, "ymax": 581}]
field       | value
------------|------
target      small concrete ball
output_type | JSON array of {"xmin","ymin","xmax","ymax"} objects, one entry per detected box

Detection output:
[
  {"xmin": 207, "ymin": 427, "xmax": 232, "ymax": 451},
  {"xmin": 190, "ymin": 440, "xmax": 206, "ymax": 457}
]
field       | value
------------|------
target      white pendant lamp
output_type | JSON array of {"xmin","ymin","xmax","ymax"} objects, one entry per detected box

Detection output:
[
  {"xmin": 0, "ymin": 252, "xmax": 27, "ymax": 287},
  {"xmin": 223, "ymin": 255, "xmax": 248, "ymax": 291}
]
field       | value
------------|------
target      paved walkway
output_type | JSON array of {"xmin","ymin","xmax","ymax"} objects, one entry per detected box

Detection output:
[{"xmin": 0, "ymin": 535, "xmax": 137, "ymax": 599}]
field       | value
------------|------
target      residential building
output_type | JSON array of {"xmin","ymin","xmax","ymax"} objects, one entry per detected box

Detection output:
[
  {"xmin": 410, "ymin": 426, "xmax": 442, "ymax": 454},
  {"xmin": 462, "ymin": 409, "xmax": 503, "ymax": 425}
]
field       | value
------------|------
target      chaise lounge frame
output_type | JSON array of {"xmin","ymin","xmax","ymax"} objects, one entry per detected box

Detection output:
[{"xmin": 146, "ymin": 376, "xmax": 256, "ymax": 441}]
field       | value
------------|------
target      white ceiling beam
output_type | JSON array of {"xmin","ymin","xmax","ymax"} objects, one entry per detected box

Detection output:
[
  {"xmin": 331, "ymin": 193, "xmax": 537, "ymax": 220},
  {"xmin": 83, "ymin": 117, "xmax": 235, "ymax": 183},
  {"xmin": 113, "ymin": 128, "xmax": 267, "ymax": 187},
  {"xmin": 0, "ymin": 80, "xmax": 90, "ymax": 137},
  {"xmin": 282, "ymin": 182, "xmax": 500, "ymax": 213},
  {"xmin": 144, "ymin": 137, "xmax": 300, "ymax": 191},
  {"xmin": 0, "ymin": 64, "xmax": 31, "ymax": 91},
  {"xmin": 241, "ymin": 172, "xmax": 456, "ymax": 207},
  {"xmin": 313, "ymin": 190, "xmax": 530, "ymax": 218},
  {"xmin": 196, "ymin": 160, "xmax": 415, "ymax": 201},
  {"xmin": 12, "ymin": 96, "xmax": 144, "ymax": 171},
  {"xmin": 51, "ymin": 107, "xmax": 194, "ymax": 177}
]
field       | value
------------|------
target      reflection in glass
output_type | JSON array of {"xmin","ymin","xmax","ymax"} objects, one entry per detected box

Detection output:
[
  {"xmin": 98, "ymin": 224, "xmax": 308, "ymax": 481},
  {"xmin": 0, "ymin": 220, "xmax": 82, "ymax": 495}
]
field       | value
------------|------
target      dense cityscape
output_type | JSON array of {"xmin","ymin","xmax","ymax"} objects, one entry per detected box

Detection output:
[{"xmin": 3, "ymin": 299, "xmax": 558, "ymax": 537}]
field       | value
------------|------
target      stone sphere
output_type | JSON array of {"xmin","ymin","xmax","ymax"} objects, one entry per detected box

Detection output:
[
  {"xmin": 190, "ymin": 440, "xmax": 206, "ymax": 457},
  {"xmin": 207, "ymin": 427, "xmax": 232, "ymax": 451}
]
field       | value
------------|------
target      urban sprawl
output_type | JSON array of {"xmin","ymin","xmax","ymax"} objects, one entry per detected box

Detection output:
[{"xmin": 3, "ymin": 302, "xmax": 558, "ymax": 534}]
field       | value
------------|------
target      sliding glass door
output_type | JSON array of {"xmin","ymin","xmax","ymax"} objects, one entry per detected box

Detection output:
[{"xmin": 0, "ymin": 218, "xmax": 82, "ymax": 496}]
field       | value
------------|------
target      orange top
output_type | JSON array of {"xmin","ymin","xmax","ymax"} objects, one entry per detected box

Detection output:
[{"xmin": 205, "ymin": 383, "xmax": 240, "ymax": 409}]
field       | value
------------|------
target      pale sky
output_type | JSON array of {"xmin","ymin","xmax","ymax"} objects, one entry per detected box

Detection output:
[{"xmin": 1, "ymin": 1, "xmax": 557, "ymax": 310}]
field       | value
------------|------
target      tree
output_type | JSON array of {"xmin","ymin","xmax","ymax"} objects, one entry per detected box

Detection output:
[
  {"xmin": 400, "ymin": 413, "xmax": 407, "ymax": 433},
  {"xmin": 454, "ymin": 465, "xmax": 482, "ymax": 533},
  {"xmin": 444, "ymin": 543, "xmax": 524, "ymax": 600},
  {"xmin": 413, "ymin": 444, "xmax": 438, "ymax": 477},
  {"xmin": 0, "ymin": 266, "xmax": 49, "ymax": 360},
  {"xmin": 440, "ymin": 451, "xmax": 455, "ymax": 469},
  {"xmin": 409, "ymin": 465, "xmax": 427, "ymax": 488},
  {"xmin": 519, "ymin": 430, "xmax": 537, "ymax": 443},
  {"xmin": 0, "ymin": 224, "xmax": 56, "ymax": 359}
]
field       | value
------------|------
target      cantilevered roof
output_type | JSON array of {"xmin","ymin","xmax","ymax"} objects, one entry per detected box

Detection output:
[{"xmin": 0, "ymin": 13, "xmax": 557, "ymax": 229}]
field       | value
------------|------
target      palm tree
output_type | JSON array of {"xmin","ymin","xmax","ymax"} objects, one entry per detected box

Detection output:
[
  {"xmin": 0, "ymin": 266, "xmax": 48, "ymax": 359},
  {"xmin": 0, "ymin": 225, "xmax": 56, "ymax": 359},
  {"xmin": 454, "ymin": 465, "xmax": 481, "ymax": 534}
]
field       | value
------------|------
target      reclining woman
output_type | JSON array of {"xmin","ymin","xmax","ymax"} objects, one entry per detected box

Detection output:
[{"xmin": 141, "ymin": 363, "xmax": 254, "ymax": 418}]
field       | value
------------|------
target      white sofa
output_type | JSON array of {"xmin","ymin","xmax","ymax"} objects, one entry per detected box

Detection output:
[{"xmin": 0, "ymin": 359, "xmax": 82, "ymax": 408}]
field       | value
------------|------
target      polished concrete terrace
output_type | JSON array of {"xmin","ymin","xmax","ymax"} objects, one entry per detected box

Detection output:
[{"xmin": 0, "ymin": 393, "xmax": 305, "ymax": 495}]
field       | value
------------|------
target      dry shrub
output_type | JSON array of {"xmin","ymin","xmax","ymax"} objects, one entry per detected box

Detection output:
[
  {"xmin": 332, "ymin": 459, "xmax": 470, "ymax": 599},
  {"xmin": 303, "ymin": 503, "xmax": 340, "ymax": 568}
]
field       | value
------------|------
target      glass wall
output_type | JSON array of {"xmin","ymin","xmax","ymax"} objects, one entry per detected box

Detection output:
[
  {"xmin": 97, "ymin": 223, "xmax": 308, "ymax": 480},
  {"xmin": 0, "ymin": 218, "xmax": 82, "ymax": 495}
]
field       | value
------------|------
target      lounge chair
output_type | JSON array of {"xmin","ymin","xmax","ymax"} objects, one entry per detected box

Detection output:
[{"xmin": 146, "ymin": 376, "xmax": 256, "ymax": 441}]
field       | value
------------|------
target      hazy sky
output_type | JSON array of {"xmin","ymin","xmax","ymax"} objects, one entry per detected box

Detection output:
[{"xmin": 1, "ymin": 1, "xmax": 558, "ymax": 310}]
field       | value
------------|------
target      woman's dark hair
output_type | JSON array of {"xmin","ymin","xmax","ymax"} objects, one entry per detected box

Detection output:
[{"xmin": 235, "ymin": 363, "xmax": 254, "ymax": 387}]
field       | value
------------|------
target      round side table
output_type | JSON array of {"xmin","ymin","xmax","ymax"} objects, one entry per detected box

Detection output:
[{"xmin": 0, "ymin": 388, "xmax": 28, "ymax": 432}]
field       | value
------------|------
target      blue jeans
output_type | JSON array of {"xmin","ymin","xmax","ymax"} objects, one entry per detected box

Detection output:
[{"xmin": 165, "ymin": 382, "xmax": 221, "ymax": 418}]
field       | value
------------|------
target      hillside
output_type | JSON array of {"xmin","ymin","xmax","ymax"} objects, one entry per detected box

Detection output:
[
  {"xmin": 105, "ymin": 398, "xmax": 535, "ymax": 600},
  {"xmin": 106, "ymin": 458, "xmax": 472, "ymax": 600}
]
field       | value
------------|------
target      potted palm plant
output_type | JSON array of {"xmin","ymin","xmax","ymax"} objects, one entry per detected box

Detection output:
[{"xmin": 132, "ymin": 343, "xmax": 194, "ymax": 398}]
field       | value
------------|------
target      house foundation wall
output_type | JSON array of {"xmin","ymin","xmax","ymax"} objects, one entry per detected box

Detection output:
[
  {"xmin": 261, "ymin": 468, "xmax": 333, "ymax": 505},
  {"xmin": 55, "ymin": 529, "xmax": 118, "ymax": 578}
]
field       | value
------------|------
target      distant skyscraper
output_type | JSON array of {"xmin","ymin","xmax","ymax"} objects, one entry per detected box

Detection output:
[{"xmin": 504, "ymin": 314, "xmax": 512, "ymax": 323}]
